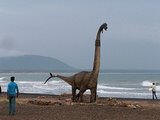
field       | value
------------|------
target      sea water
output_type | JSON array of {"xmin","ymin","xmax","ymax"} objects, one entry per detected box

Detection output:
[{"xmin": 0, "ymin": 72, "xmax": 160, "ymax": 99}]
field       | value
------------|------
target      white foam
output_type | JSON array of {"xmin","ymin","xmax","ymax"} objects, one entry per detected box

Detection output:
[
  {"xmin": 48, "ymin": 80, "xmax": 64, "ymax": 85},
  {"xmin": 154, "ymin": 86, "xmax": 160, "ymax": 91},
  {"xmin": 33, "ymin": 85, "xmax": 54, "ymax": 91},
  {"xmin": 97, "ymin": 90, "xmax": 108, "ymax": 94},
  {"xmin": 142, "ymin": 81, "xmax": 153, "ymax": 86},
  {"xmin": 98, "ymin": 85, "xmax": 135, "ymax": 90},
  {"xmin": 0, "ymin": 77, "xmax": 6, "ymax": 81},
  {"xmin": 17, "ymin": 81, "xmax": 41, "ymax": 84},
  {"xmin": 30, "ymin": 80, "xmax": 72, "ymax": 95},
  {"xmin": 102, "ymin": 91, "xmax": 149, "ymax": 95}
]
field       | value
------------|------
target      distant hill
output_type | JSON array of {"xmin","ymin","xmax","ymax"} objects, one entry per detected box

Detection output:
[{"xmin": 0, "ymin": 55, "xmax": 76, "ymax": 72}]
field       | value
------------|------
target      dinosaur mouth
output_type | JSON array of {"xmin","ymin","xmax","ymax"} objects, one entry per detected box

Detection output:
[
  {"xmin": 102, "ymin": 27, "xmax": 107, "ymax": 33},
  {"xmin": 104, "ymin": 26, "xmax": 108, "ymax": 31}
]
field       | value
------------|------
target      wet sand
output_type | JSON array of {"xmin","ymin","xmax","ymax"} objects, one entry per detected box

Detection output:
[{"xmin": 0, "ymin": 92, "xmax": 160, "ymax": 120}]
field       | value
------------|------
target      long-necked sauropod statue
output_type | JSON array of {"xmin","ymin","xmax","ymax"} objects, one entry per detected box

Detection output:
[{"xmin": 44, "ymin": 23, "xmax": 108, "ymax": 103}]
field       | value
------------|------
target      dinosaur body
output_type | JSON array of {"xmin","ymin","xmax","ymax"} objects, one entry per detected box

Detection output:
[{"xmin": 45, "ymin": 23, "xmax": 108, "ymax": 102}]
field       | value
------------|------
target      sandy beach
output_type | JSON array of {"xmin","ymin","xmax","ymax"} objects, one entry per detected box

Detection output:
[{"xmin": 1, "ymin": 93, "xmax": 160, "ymax": 120}]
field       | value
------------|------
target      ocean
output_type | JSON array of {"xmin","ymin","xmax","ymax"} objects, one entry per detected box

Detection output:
[{"xmin": 0, "ymin": 72, "xmax": 160, "ymax": 99}]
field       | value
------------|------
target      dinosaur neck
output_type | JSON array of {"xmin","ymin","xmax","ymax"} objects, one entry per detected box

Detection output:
[
  {"xmin": 56, "ymin": 75, "xmax": 73, "ymax": 85},
  {"xmin": 92, "ymin": 30, "xmax": 101, "ymax": 75}
]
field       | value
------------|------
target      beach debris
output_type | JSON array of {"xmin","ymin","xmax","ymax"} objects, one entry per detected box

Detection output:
[
  {"xmin": 37, "ymin": 96, "xmax": 46, "ymax": 99},
  {"xmin": 60, "ymin": 93, "xmax": 72, "ymax": 97},
  {"xmin": 27, "ymin": 95, "xmax": 141, "ymax": 108},
  {"xmin": 106, "ymin": 98, "xmax": 141, "ymax": 109},
  {"xmin": 28, "ymin": 99, "xmax": 63, "ymax": 106},
  {"xmin": 127, "ymin": 104, "xmax": 141, "ymax": 109},
  {"xmin": 27, "ymin": 96, "xmax": 73, "ymax": 106}
]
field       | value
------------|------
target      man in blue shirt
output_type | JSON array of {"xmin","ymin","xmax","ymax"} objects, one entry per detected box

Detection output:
[{"xmin": 7, "ymin": 76, "xmax": 19, "ymax": 115}]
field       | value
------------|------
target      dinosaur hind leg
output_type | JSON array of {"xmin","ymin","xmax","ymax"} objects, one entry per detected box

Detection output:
[
  {"xmin": 79, "ymin": 89, "xmax": 86, "ymax": 102},
  {"xmin": 76, "ymin": 88, "xmax": 86, "ymax": 102},
  {"xmin": 72, "ymin": 86, "xmax": 76, "ymax": 102}
]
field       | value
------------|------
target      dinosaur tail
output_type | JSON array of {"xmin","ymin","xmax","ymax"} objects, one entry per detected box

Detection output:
[{"xmin": 44, "ymin": 73, "xmax": 56, "ymax": 84}]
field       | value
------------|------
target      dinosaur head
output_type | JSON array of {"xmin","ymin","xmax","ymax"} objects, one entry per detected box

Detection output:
[{"xmin": 100, "ymin": 23, "xmax": 108, "ymax": 33}]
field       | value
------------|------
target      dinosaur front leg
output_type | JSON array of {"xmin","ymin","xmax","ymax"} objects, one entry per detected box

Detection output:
[
  {"xmin": 72, "ymin": 86, "xmax": 76, "ymax": 102},
  {"xmin": 94, "ymin": 88, "xmax": 97, "ymax": 102},
  {"xmin": 90, "ymin": 88, "xmax": 97, "ymax": 103}
]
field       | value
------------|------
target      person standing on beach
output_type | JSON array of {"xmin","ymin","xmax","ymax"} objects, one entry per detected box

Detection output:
[
  {"xmin": 7, "ymin": 76, "xmax": 19, "ymax": 115},
  {"xmin": 0, "ymin": 85, "xmax": 1, "ymax": 94},
  {"xmin": 150, "ymin": 83, "xmax": 157, "ymax": 100}
]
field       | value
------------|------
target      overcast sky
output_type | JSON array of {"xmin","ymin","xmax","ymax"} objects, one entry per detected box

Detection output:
[{"xmin": 0, "ymin": 0, "xmax": 160, "ymax": 69}]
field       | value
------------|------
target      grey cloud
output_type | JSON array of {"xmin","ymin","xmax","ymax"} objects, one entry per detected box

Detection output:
[
  {"xmin": 0, "ymin": 35, "xmax": 15, "ymax": 50},
  {"xmin": 0, "ymin": 1, "xmax": 160, "ymax": 69}
]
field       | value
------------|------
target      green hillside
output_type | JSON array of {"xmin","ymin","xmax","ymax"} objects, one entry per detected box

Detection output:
[{"xmin": 0, "ymin": 55, "xmax": 76, "ymax": 72}]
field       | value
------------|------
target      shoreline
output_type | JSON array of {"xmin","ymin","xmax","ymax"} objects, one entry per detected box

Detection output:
[{"xmin": 1, "ymin": 92, "xmax": 157, "ymax": 101}]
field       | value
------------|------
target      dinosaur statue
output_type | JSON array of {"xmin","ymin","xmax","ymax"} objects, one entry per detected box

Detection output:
[{"xmin": 44, "ymin": 23, "xmax": 108, "ymax": 103}]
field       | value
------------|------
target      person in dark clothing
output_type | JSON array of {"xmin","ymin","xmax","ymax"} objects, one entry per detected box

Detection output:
[
  {"xmin": 0, "ymin": 85, "xmax": 1, "ymax": 94},
  {"xmin": 7, "ymin": 76, "xmax": 19, "ymax": 115}
]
